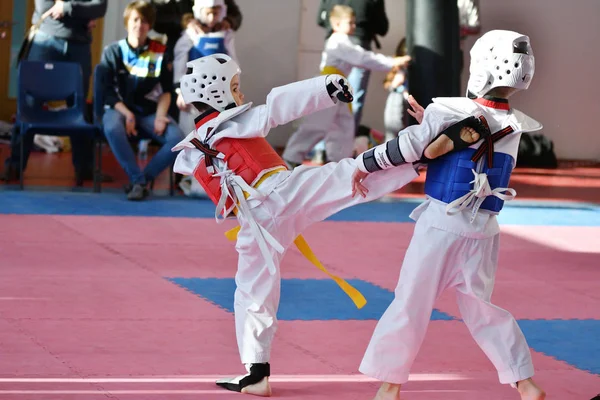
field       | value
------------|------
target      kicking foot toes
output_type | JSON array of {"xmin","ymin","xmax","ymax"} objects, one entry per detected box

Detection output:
[
  {"xmin": 373, "ymin": 382, "xmax": 401, "ymax": 400},
  {"xmin": 241, "ymin": 377, "xmax": 272, "ymax": 397},
  {"xmin": 516, "ymin": 378, "xmax": 546, "ymax": 400},
  {"xmin": 424, "ymin": 126, "xmax": 480, "ymax": 159}
]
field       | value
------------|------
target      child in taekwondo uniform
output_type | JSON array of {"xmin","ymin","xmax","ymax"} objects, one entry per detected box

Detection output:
[
  {"xmin": 282, "ymin": 5, "xmax": 410, "ymax": 167},
  {"xmin": 352, "ymin": 30, "xmax": 547, "ymax": 400},
  {"xmin": 171, "ymin": 53, "xmax": 483, "ymax": 396}
]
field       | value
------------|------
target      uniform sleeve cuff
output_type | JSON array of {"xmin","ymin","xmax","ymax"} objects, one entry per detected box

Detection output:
[
  {"xmin": 62, "ymin": 2, "xmax": 73, "ymax": 15},
  {"xmin": 356, "ymin": 156, "xmax": 370, "ymax": 174}
]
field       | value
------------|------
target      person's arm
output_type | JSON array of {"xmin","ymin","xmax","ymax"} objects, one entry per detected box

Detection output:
[
  {"xmin": 154, "ymin": 51, "xmax": 175, "ymax": 133},
  {"xmin": 101, "ymin": 44, "xmax": 137, "ymax": 135},
  {"xmin": 62, "ymin": 0, "xmax": 107, "ymax": 20},
  {"xmin": 33, "ymin": 0, "xmax": 52, "ymax": 23},
  {"xmin": 356, "ymin": 104, "xmax": 458, "ymax": 173},
  {"xmin": 224, "ymin": 0, "xmax": 242, "ymax": 31},
  {"xmin": 329, "ymin": 39, "xmax": 402, "ymax": 72},
  {"xmin": 172, "ymin": 36, "xmax": 192, "ymax": 86},
  {"xmin": 155, "ymin": 92, "xmax": 171, "ymax": 119},
  {"xmin": 100, "ymin": 45, "xmax": 123, "ymax": 110}
]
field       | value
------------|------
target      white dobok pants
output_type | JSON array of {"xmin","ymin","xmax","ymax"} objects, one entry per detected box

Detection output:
[
  {"xmin": 234, "ymin": 159, "xmax": 418, "ymax": 364},
  {"xmin": 359, "ymin": 219, "xmax": 535, "ymax": 384}
]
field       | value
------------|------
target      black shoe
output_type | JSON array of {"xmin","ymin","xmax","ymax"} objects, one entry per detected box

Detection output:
[
  {"xmin": 216, "ymin": 363, "xmax": 271, "ymax": 395},
  {"xmin": 0, "ymin": 164, "xmax": 20, "ymax": 182}
]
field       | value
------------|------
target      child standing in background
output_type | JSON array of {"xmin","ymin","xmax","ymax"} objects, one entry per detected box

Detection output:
[
  {"xmin": 383, "ymin": 38, "xmax": 409, "ymax": 142},
  {"xmin": 283, "ymin": 5, "xmax": 410, "ymax": 168},
  {"xmin": 173, "ymin": 0, "xmax": 237, "ymax": 136}
]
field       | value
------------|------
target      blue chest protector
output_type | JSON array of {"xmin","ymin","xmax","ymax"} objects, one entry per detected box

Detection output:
[
  {"xmin": 424, "ymin": 148, "xmax": 515, "ymax": 213},
  {"xmin": 189, "ymin": 37, "xmax": 227, "ymax": 59}
]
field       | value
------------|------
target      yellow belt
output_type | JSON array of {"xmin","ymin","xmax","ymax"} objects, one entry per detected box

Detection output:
[
  {"xmin": 225, "ymin": 166, "xmax": 367, "ymax": 309},
  {"xmin": 231, "ymin": 167, "xmax": 289, "ymax": 218},
  {"xmin": 244, "ymin": 167, "xmax": 288, "ymax": 199},
  {"xmin": 320, "ymin": 66, "xmax": 352, "ymax": 113}
]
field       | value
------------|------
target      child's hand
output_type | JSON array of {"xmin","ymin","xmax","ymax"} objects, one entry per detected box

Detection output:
[
  {"xmin": 176, "ymin": 93, "xmax": 189, "ymax": 111},
  {"xmin": 154, "ymin": 116, "xmax": 170, "ymax": 136},
  {"xmin": 393, "ymin": 55, "xmax": 411, "ymax": 68},
  {"xmin": 326, "ymin": 74, "xmax": 354, "ymax": 103},
  {"xmin": 185, "ymin": 19, "xmax": 204, "ymax": 42},
  {"xmin": 351, "ymin": 168, "xmax": 369, "ymax": 198},
  {"xmin": 221, "ymin": 19, "xmax": 231, "ymax": 30},
  {"xmin": 406, "ymin": 95, "xmax": 425, "ymax": 124},
  {"xmin": 124, "ymin": 111, "xmax": 137, "ymax": 137},
  {"xmin": 390, "ymin": 70, "xmax": 405, "ymax": 90},
  {"xmin": 354, "ymin": 136, "xmax": 369, "ymax": 156}
]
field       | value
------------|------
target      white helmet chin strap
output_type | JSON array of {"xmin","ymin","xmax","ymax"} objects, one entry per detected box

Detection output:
[
  {"xmin": 180, "ymin": 53, "xmax": 240, "ymax": 112},
  {"xmin": 467, "ymin": 30, "xmax": 535, "ymax": 98}
]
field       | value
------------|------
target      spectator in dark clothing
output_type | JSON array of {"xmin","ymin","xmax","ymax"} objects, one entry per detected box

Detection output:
[
  {"xmin": 100, "ymin": 0, "xmax": 184, "ymax": 201},
  {"xmin": 317, "ymin": 0, "xmax": 389, "ymax": 134},
  {"xmin": 1, "ymin": 0, "xmax": 107, "ymax": 185}
]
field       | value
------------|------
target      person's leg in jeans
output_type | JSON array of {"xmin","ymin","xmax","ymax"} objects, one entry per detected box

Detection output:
[
  {"xmin": 347, "ymin": 39, "xmax": 373, "ymax": 134},
  {"xmin": 66, "ymin": 40, "xmax": 96, "ymax": 182},
  {"xmin": 136, "ymin": 113, "xmax": 184, "ymax": 185},
  {"xmin": 348, "ymin": 66, "xmax": 371, "ymax": 132},
  {"xmin": 103, "ymin": 109, "xmax": 146, "ymax": 188},
  {"xmin": 2, "ymin": 32, "xmax": 65, "ymax": 179}
]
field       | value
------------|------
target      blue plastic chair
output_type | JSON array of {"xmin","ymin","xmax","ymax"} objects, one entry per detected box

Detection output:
[
  {"xmin": 92, "ymin": 63, "xmax": 175, "ymax": 195},
  {"xmin": 16, "ymin": 61, "xmax": 101, "ymax": 191}
]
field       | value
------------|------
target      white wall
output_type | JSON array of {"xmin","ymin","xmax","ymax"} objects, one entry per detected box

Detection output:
[
  {"xmin": 101, "ymin": 0, "xmax": 599, "ymax": 159},
  {"xmin": 461, "ymin": 0, "xmax": 600, "ymax": 160},
  {"xmin": 234, "ymin": 0, "xmax": 302, "ymax": 146}
]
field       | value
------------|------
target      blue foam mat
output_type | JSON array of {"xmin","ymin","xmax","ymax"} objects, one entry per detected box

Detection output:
[
  {"xmin": 167, "ymin": 277, "xmax": 455, "ymax": 321},
  {"xmin": 1, "ymin": 189, "xmax": 599, "ymax": 226}
]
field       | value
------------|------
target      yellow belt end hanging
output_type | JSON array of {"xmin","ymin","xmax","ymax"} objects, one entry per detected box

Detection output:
[
  {"xmin": 224, "ymin": 225, "xmax": 241, "ymax": 241},
  {"xmin": 224, "ymin": 226, "xmax": 367, "ymax": 309}
]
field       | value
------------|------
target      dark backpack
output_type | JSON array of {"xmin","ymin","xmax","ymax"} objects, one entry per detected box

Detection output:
[{"xmin": 517, "ymin": 132, "xmax": 558, "ymax": 168}]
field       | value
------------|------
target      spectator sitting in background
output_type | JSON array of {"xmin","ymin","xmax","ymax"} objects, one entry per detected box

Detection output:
[{"xmin": 99, "ymin": 0, "xmax": 184, "ymax": 200}]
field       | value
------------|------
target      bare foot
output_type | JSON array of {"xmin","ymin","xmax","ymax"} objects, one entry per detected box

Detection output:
[
  {"xmin": 241, "ymin": 377, "xmax": 272, "ymax": 397},
  {"xmin": 423, "ymin": 127, "xmax": 480, "ymax": 159},
  {"xmin": 516, "ymin": 378, "xmax": 546, "ymax": 400},
  {"xmin": 373, "ymin": 382, "xmax": 401, "ymax": 400}
]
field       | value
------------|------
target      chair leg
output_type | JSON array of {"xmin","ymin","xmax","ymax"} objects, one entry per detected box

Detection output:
[
  {"xmin": 19, "ymin": 131, "xmax": 24, "ymax": 190},
  {"xmin": 93, "ymin": 138, "xmax": 102, "ymax": 193}
]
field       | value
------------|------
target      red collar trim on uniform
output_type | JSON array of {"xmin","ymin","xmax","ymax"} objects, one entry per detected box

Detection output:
[
  {"xmin": 194, "ymin": 111, "xmax": 220, "ymax": 129},
  {"xmin": 474, "ymin": 97, "xmax": 510, "ymax": 110}
]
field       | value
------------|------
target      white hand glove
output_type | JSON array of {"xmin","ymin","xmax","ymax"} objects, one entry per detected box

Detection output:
[{"xmin": 326, "ymin": 74, "xmax": 354, "ymax": 103}]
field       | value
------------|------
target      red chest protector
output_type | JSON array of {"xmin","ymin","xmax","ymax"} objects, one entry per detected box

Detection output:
[{"xmin": 190, "ymin": 112, "xmax": 288, "ymax": 212}]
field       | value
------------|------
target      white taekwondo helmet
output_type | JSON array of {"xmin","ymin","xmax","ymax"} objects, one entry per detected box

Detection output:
[
  {"xmin": 180, "ymin": 53, "xmax": 241, "ymax": 111},
  {"xmin": 467, "ymin": 30, "xmax": 535, "ymax": 98},
  {"xmin": 192, "ymin": 0, "xmax": 227, "ymax": 23}
]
